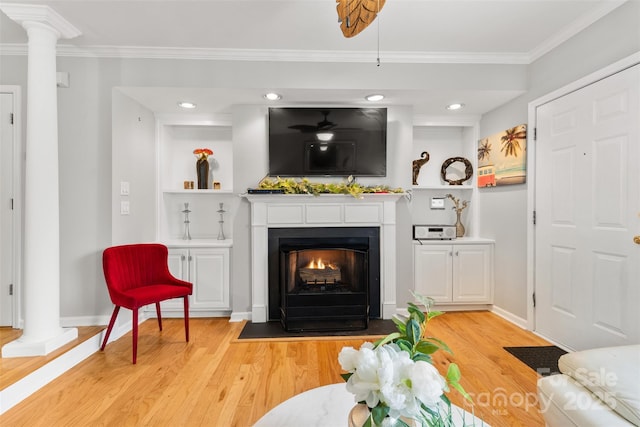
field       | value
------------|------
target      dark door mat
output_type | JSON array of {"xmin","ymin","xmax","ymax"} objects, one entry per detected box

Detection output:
[
  {"xmin": 504, "ymin": 345, "xmax": 568, "ymax": 376},
  {"xmin": 237, "ymin": 319, "xmax": 396, "ymax": 340}
]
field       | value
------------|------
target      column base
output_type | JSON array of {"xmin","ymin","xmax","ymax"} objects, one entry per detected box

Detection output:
[{"xmin": 2, "ymin": 328, "xmax": 78, "ymax": 358}]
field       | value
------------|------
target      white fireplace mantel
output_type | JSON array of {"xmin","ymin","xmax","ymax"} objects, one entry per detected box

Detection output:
[{"xmin": 244, "ymin": 193, "xmax": 404, "ymax": 322}]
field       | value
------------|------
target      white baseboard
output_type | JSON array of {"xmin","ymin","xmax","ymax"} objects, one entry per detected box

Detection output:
[
  {"xmin": 61, "ymin": 315, "xmax": 111, "ymax": 327},
  {"xmin": 229, "ymin": 312, "xmax": 251, "ymax": 322},
  {"xmin": 490, "ymin": 305, "xmax": 528, "ymax": 329}
]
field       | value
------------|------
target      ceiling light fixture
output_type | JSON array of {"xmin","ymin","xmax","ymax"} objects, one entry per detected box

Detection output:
[
  {"xmin": 264, "ymin": 92, "xmax": 282, "ymax": 101},
  {"xmin": 365, "ymin": 94, "xmax": 385, "ymax": 102},
  {"xmin": 316, "ymin": 132, "xmax": 334, "ymax": 142},
  {"xmin": 178, "ymin": 101, "xmax": 196, "ymax": 109},
  {"xmin": 446, "ymin": 103, "xmax": 465, "ymax": 111}
]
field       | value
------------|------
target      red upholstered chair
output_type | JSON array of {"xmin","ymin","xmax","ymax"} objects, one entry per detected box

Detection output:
[{"xmin": 100, "ymin": 243, "xmax": 193, "ymax": 364}]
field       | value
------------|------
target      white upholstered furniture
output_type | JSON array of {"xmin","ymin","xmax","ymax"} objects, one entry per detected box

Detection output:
[{"xmin": 537, "ymin": 345, "xmax": 640, "ymax": 426}]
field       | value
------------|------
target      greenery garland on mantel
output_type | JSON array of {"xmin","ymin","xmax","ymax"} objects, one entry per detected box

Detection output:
[{"xmin": 258, "ymin": 176, "xmax": 404, "ymax": 198}]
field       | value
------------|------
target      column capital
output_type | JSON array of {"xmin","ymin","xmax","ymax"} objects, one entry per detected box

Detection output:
[{"xmin": 0, "ymin": 3, "xmax": 81, "ymax": 39}]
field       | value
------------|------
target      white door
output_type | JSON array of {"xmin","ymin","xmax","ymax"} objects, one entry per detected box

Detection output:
[
  {"xmin": 0, "ymin": 92, "xmax": 14, "ymax": 326},
  {"xmin": 535, "ymin": 64, "xmax": 640, "ymax": 350}
]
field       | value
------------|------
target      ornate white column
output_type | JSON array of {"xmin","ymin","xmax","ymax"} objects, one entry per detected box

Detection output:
[{"xmin": 1, "ymin": 4, "xmax": 81, "ymax": 357}]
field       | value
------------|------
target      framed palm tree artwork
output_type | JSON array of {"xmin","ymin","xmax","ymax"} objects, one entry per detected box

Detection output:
[{"xmin": 477, "ymin": 124, "xmax": 527, "ymax": 187}]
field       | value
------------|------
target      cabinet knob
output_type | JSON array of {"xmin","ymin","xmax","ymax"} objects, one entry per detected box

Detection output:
[
  {"xmin": 181, "ymin": 255, "xmax": 185, "ymax": 261},
  {"xmin": 455, "ymin": 251, "xmax": 459, "ymax": 256},
  {"xmin": 188, "ymin": 255, "xmax": 192, "ymax": 261},
  {"xmin": 634, "ymin": 235, "xmax": 640, "ymax": 245}
]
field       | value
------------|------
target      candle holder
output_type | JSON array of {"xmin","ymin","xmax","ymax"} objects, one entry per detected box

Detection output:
[
  {"xmin": 217, "ymin": 202, "xmax": 226, "ymax": 240},
  {"xmin": 182, "ymin": 202, "xmax": 192, "ymax": 240}
]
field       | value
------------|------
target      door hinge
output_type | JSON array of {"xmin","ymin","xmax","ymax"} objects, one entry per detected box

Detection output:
[
  {"xmin": 10, "ymin": 113, "xmax": 14, "ymax": 125},
  {"xmin": 10, "ymin": 198, "xmax": 14, "ymax": 210},
  {"xmin": 532, "ymin": 292, "xmax": 536, "ymax": 308},
  {"xmin": 533, "ymin": 127, "xmax": 537, "ymax": 141},
  {"xmin": 533, "ymin": 210, "xmax": 536, "ymax": 225},
  {"xmin": 9, "ymin": 284, "xmax": 13, "ymax": 296}
]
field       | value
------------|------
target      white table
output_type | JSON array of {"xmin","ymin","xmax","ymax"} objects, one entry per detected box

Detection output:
[{"xmin": 254, "ymin": 383, "xmax": 488, "ymax": 427}]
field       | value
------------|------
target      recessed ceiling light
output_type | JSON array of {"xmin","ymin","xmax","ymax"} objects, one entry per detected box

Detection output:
[
  {"xmin": 178, "ymin": 101, "xmax": 196, "ymax": 109},
  {"xmin": 365, "ymin": 94, "xmax": 385, "ymax": 102},
  {"xmin": 446, "ymin": 103, "xmax": 465, "ymax": 111},
  {"xmin": 264, "ymin": 92, "xmax": 282, "ymax": 101}
]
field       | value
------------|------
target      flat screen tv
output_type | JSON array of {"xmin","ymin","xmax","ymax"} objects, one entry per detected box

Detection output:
[{"xmin": 268, "ymin": 107, "xmax": 387, "ymax": 177}]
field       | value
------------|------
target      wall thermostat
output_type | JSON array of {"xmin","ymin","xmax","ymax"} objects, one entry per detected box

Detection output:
[
  {"xmin": 413, "ymin": 225, "xmax": 456, "ymax": 240},
  {"xmin": 431, "ymin": 197, "xmax": 445, "ymax": 209}
]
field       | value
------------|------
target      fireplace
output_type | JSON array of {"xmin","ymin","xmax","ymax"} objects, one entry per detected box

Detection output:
[{"xmin": 268, "ymin": 227, "xmax": 380, "ymax": 331}]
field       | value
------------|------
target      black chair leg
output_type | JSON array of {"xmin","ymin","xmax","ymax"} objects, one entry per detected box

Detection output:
[{"xmin": 101, "ymin": 306, "xmax": 120, "ymax": 351}]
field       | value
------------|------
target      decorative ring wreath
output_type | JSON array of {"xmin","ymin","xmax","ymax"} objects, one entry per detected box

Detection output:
[{"xmin": 440, "ymin": 157, "xmax": 473, "ymax": 185}]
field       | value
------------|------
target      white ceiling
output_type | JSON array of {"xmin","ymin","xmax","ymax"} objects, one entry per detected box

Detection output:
[{"xmin": 0, "ymin": 0, "xmax": 627, "ymax": 115}]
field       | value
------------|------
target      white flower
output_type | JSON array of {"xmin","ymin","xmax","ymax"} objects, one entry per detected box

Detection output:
[
  {"xmin": 339, "ymin": 342, "xmax": 448, "ymax": 422},
  {"xmin": 407, "ymin": 360, "xmax": 447, "ymax": 409}
]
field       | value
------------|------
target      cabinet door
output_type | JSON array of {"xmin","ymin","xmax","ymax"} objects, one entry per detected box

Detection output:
[
  {"xmin": 452, "ymin": 244, "xmax": 493, "ymax": 303},
  {"xmin": 413, "ymin": 245, "xmax": 453, "ymax": 302},
  {"xmin": 189, "ymin": 247, "xmax": 230, "ymax": 310},
  {"xmin": 161, "ymin": 248, "xmax": 189, "ymax": 310}
]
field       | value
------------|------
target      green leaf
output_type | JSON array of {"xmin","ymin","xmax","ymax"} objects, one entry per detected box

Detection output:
[
  {"xmin": 395, "ymin": 339, "xmax": 413, "ymax": 353},
  {"xmin": 374, "ymin": 332, "xmax": 402, "ymax": 348},
  {"xmin": 406, "ymin": 318, "xmax": 421, "ymax": 346},
  {"xmin": 427, "ymin": 310, "xmax": 444, "ymax": 321},
  {"xmin": 424, "ymin": 336, "xmax": 452, "ymax": 354},
  {"xmin": 371, "ymin": 405, "xmax": 390, "ymax": 425},
  {"xmin": 411, "ymin": 352, "xmax": 432, "ymax": 363},
  {"xmin": 341, "ymin": 373, "xmax": 352, "ymax": 382},
  {"xmin": 415, "ymin": 341, "xmax": 441, "ymax": 355},
  {"xmin": 363, "ymin": 415, "xmax": 373, "ymax": 427},
  {"xmin": 392, "ymin": 316, "xmax": 407, "ymax": 334},
  {"xmin": 446, "ymin": 363, "xmax": 461, "ymax": 382},
  {"xmin": 407, "ymin": 303, "xmax": 426, "ymax": 324}
]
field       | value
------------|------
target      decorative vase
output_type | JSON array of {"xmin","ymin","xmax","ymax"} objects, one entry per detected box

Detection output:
[
  {"xmin": 196, "ymin": 153, "xmax": 209, "ymax": 189},
  {"xmin": 348, "ymin": 404, "xmax": 416, "ymax": 427},
  {"xmin": 455, "ymin": 210, "xmax": 465, "ymax": 237}
]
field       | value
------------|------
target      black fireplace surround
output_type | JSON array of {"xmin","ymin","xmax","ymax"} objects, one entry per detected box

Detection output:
[{"xmin": 268, "ymin": 227, "xmax": 381, "ymax": 331}]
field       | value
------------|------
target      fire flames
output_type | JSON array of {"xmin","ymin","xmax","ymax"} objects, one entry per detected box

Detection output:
[{"xmin": 306, "ymin": 258, "xmax": 336, "ymax": 270}]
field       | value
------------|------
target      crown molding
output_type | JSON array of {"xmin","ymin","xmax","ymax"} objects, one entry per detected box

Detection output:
[
  {"xmin": 527, "ymin": 0, "xmax": 627, "ymax": 63},
  {"xmin": 0, "ymin": 43, "xmax": 530, "ymax": 64},
  {"xmin": 0, "ymin": 4, "xmax": 81, "ymax": 39}
]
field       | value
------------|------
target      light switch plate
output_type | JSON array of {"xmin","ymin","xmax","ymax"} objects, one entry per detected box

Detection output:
[
  {"xmin": 120, "ymin": 201, "xmax": 130, "ymax": 215},
  {"xmin": 120, "ymin": 181, "xmax": 130, "ymax": 196},
  {"xmin": 431, "ymin": 197, "xmax": 445, "ymax": 209}
]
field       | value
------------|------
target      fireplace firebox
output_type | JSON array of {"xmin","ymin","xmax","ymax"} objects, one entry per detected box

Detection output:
[{"xmin": 268, "ymin": 227, "xmax": 380, "ymax": 331}]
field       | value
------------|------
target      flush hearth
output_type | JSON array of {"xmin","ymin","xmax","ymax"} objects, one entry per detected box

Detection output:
[{"xmin": 268, "ymin": 227, "xmax": 380, "ymax": 332}]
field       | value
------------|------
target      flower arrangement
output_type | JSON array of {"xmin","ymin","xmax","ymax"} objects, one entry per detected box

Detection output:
[
  {"xmin": 445, "ymin": 194, "xmax": 469, "ymax": 238},
  {"xmin": 445, "ymin": 194, "xmax": 469, "ymax": 214},
  {"xmin": 258, "ymin": 175, "xmax": 404, "ymax": 198},
  {"xmin": 193, "ymin": 148, "xmax": 213, "ymax": 158},
  {"xmin": 338, "ymin": 294, "xmax": 471, "ymax": 426}
]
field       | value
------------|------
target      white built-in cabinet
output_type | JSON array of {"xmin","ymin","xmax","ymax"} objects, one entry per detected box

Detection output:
[
  {"xmin": 155, "ymin": 118, "xmax": 234, "ymax": 317},
  {"xmin": 410, "ymin": 121, "xmax": 494, "ymax": 308},
  {"xmin": 163, "ymin": 244, "xmax": 231, "ymax": 315},
  {"xmin": 413, "ymin": 240, "xmax": 494, "ymax": 306}
]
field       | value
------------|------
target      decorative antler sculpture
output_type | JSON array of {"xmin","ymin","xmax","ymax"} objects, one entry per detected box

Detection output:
[{"xmin": 412, "ymin": 151, "xmax": 430, "ymax": 185}]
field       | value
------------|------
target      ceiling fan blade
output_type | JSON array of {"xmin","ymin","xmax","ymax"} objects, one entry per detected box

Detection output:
[{"xmin": 336, "ymin": 0, "xmax": 386, "ymax": 38}]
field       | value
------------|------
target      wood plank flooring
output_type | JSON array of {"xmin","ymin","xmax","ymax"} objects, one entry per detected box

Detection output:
[
  {"xmin": 0, "ymin": 311, "xmax": 551, "ymax": 426},
  {"xmin": 0, "ymin": 326, "xmax": 105, "ymax": 390}
]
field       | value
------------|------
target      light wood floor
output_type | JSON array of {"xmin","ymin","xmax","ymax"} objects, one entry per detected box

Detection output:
[{"xmin": 0, "ymin": 311, "xmax": 551, "ymax": 426}]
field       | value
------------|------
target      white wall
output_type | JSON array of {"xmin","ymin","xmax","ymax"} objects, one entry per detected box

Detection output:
[
  {"xmin": 478, "ymin": 0, "xmax": 640, "ymax": 321},
  {"xmin": 111, "ymin": 89, "xmax": 157, "ymax": 245},
  {"xmin": 0, "ymin": 1, "xmax": 637, "ymax": 323}
]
